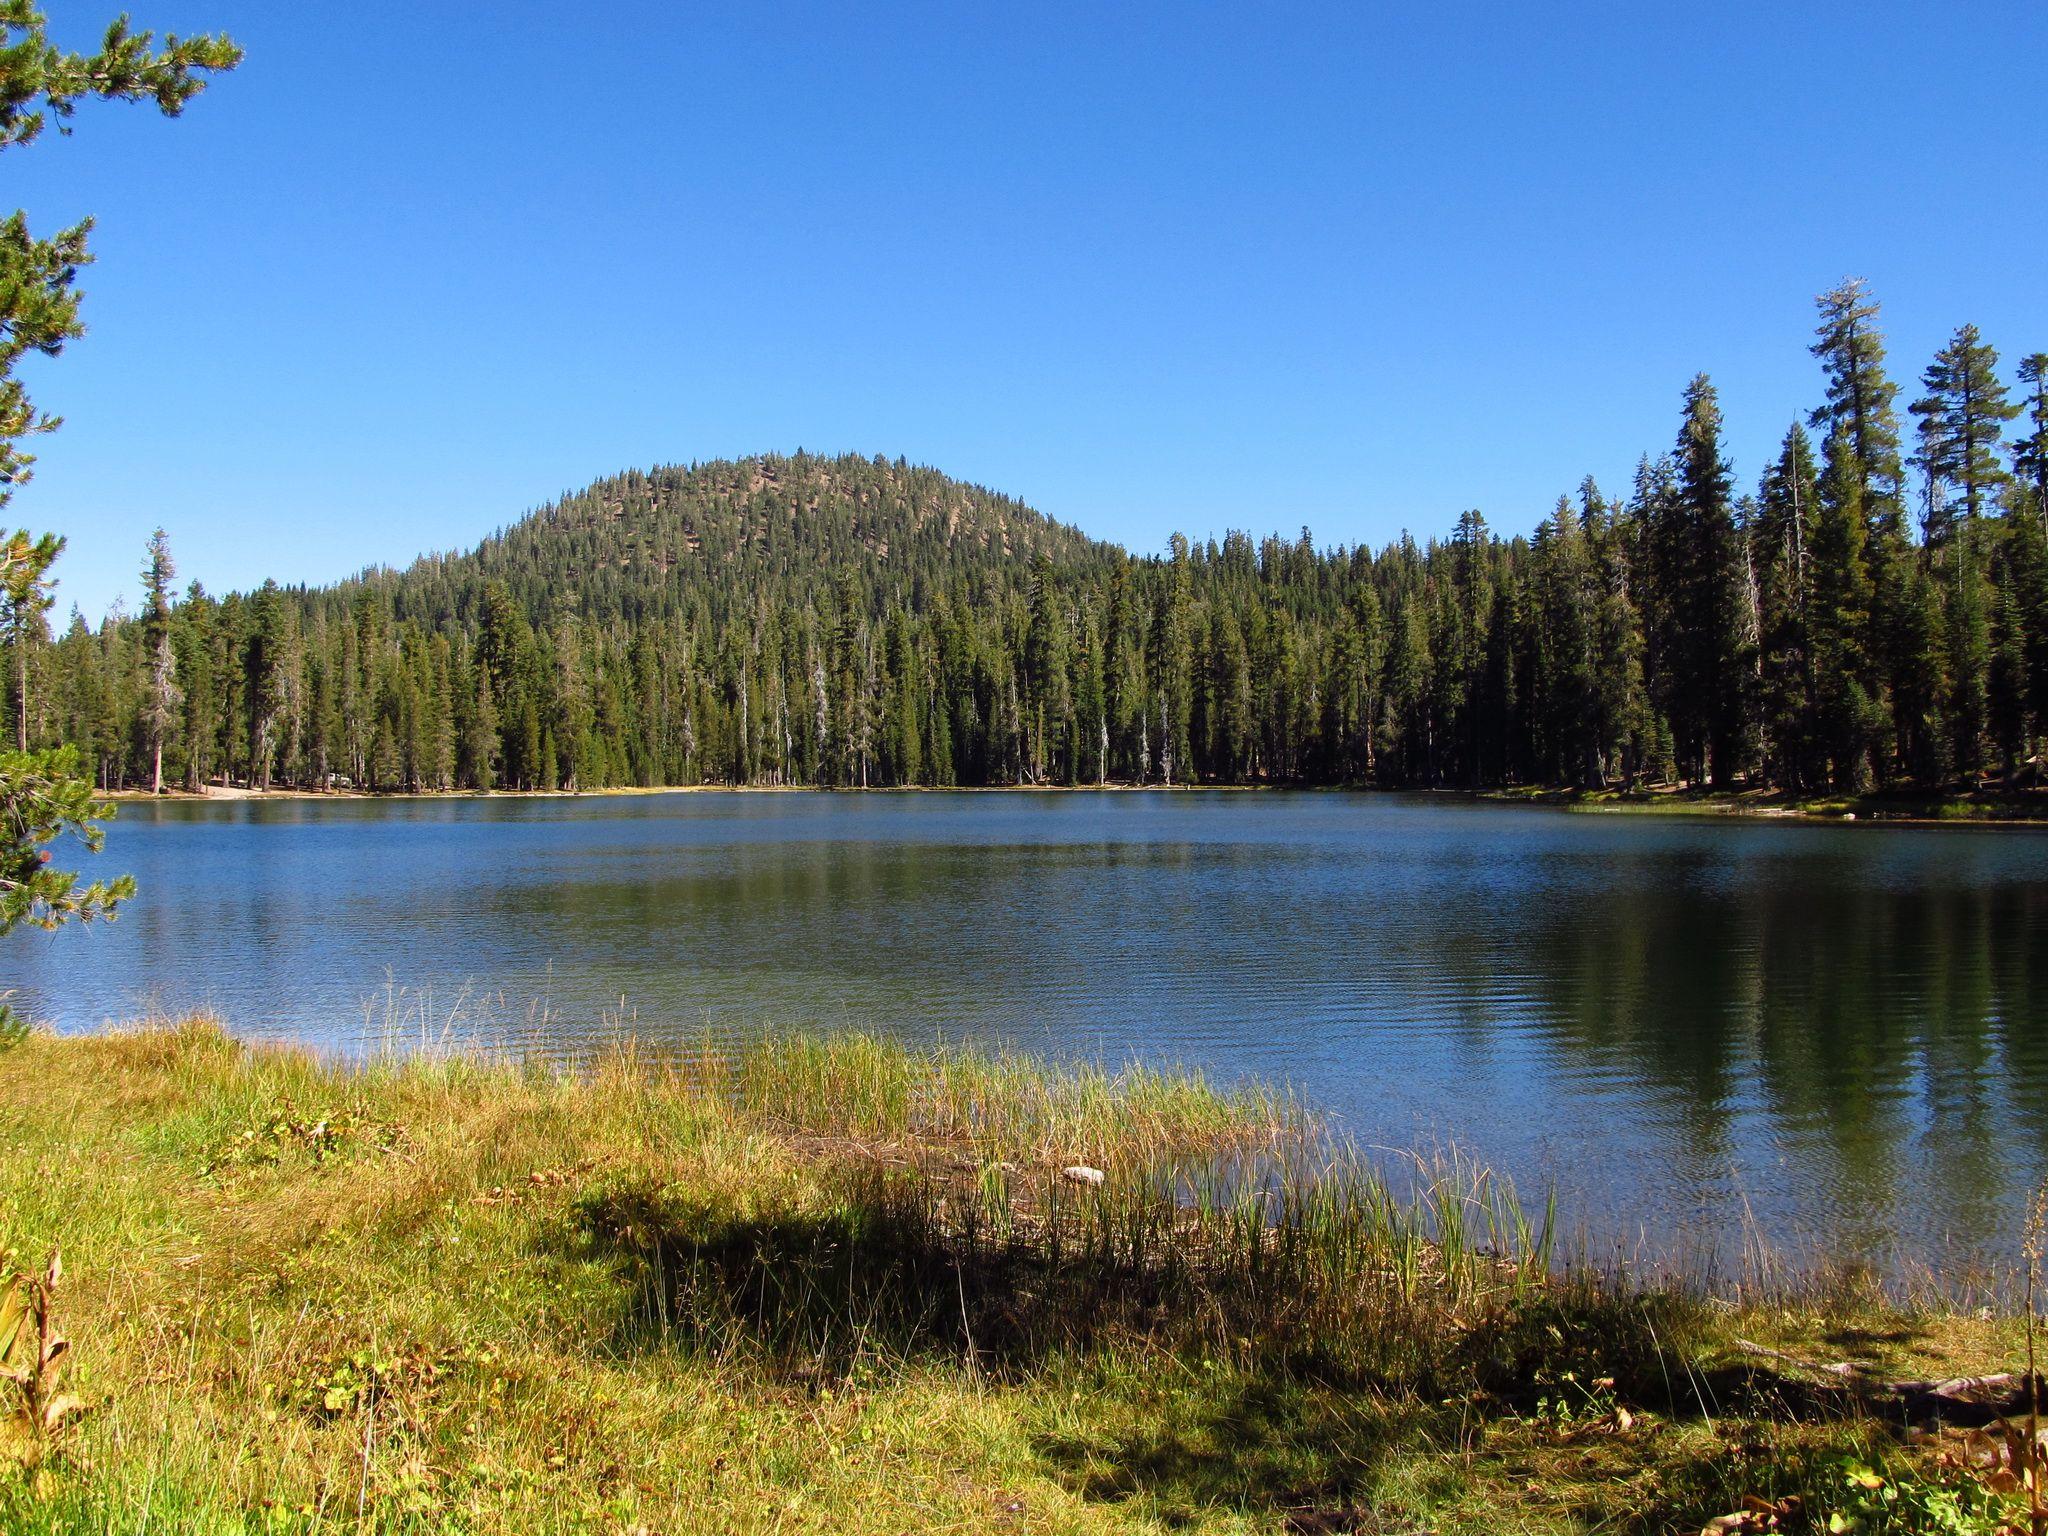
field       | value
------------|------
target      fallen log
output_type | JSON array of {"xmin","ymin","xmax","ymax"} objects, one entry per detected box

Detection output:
[{"xmin": 1731, "ymin": 1340, "xmax": 2045, "ymax": 1426}]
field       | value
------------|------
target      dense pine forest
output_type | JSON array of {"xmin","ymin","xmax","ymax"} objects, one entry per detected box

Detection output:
[{"xmin": 11, "ymin": 281, "xmax": 2048, "ymax": 797}]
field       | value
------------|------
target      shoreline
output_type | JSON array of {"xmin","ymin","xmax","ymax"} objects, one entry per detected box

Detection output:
[
  {"xmin": 104, "ymin": 778, "xmax": 2048, "ymax": 825},
  {"xmin": 104, "ymin": 781, "xmax": 1237, "ymax": 804}
]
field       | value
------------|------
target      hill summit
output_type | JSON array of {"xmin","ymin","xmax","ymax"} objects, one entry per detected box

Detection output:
[{"xmin": 381, "ymin": 453, "xmax": 1110, "ymax": 628}]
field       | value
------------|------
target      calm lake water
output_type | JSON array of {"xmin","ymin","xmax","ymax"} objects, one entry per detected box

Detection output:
[{"xmin": 11, "ymin": 790, "xmax": 2048, "ymax": 1274}]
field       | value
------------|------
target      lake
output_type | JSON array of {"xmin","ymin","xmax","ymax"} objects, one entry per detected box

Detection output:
[{"xmin": 10, "ymin": 789, "xmax": 2048, "ymax": 1275}]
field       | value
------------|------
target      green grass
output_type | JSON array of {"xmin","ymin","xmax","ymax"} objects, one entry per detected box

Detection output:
[{"xmin": 0, "ymin": 1020, "xmax": 2039, "ymax": 1533}]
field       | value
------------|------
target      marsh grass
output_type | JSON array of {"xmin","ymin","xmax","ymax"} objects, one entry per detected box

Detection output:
[
  {"xmin": 576, "ymin": 1135, "xmax": 1559, "ymax": 1390},
  {"xmin": 0, "ymin": 1018, "xmax": 2035, "ymax": 1533}
]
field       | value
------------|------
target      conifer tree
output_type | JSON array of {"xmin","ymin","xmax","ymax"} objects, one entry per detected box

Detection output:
[
  {"xmin": 1945, "ymin": 555, "xmax": 1992, "ymax": 777},
  {"xmin": 1754, "ymin": 425, "xmax": 1819, "ymax": 783},
  {"xmin": 1809, "ymin": 279, "xmax": 1905, "ymax": 525},
  {"xmin": 1531, "ymin": 496, "xmax": 1597, "ymax": 784},
  {"xmin": 1998, "ymin": 505, "xmax": 2048, "ymax": 767},
  {"xmin": 1350, "ymin": 584, "xmax": 1385, "ymax": 779},
  {"xmin": 1024, "ymin": 553, "xmax": 1070, "ymax": 782},
  {"xmin": 2, "ymin": 528, "xmax": 59, "ymax": 750},
  {"xmin": 244, "ymin": 581, "xmax": 289, "ymax": 789},
  {"xmin": 1911, "ymin": 324, "xmax": 2020, "ymax": 540},
  {"xmin": 1658, "ymin": 376, "xmax": 1747, "ymax": 785},
  {"xmin": 1887, "ymin": 555, "xmax": 1948, "ymax": 783},
  {"xmin": 884, "ymin": 607, "xmax": 922, "ymax": 785},
  {"xmin": 1151, "ymin": 536, "xmax": 1194, "ymax": 784},
  {"xmin": 1385, "ymin": 590, "xmax": 1431, "ymax": 786},
  {"xmin": 139, "ymin": 527, "xmax": 179, "ymax": 793},
  {"xmin": 175, "ymin": 582, "xmax": 217, "ymax": 789},
  {"xmin": 1987, "ymin": 517, "xmax": 2037, "ymax": 777},
  {"xmin": 1908, "ymin": 326, "xmax": 2018, "ymax": 778},
  {"xmin": 2013, "ymin": 353, "xmax": 2048, "ymax": 528},
  {"xmin": 0, "ymin": 542, "xmax": 130, "ymax": 936},
  {"xmin": 0, "ymin": 741, "xmax": 132, "ymax": 935},
  {"xmin": 1808, "ymin": 427, "xmax": 1881, "ymax": 789},
  {"xmin": 1582, "ymin": 477, "xmax": 1647, "ymax": 784}
]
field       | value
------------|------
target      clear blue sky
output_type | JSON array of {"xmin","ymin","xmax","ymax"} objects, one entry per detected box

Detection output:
[{"xmin": 15, "ymin": 0, "xmax": 2048, "ymax": 618}]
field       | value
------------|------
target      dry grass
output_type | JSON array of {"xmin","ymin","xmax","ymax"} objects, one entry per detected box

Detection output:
[{"xmin": 0, "ymin": 1019, "xmax": 2036, "ymax": 1534}]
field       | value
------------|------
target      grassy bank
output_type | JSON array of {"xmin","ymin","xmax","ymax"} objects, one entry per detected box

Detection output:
[
  {"xmin": 1482, "ymin": 782, "xmax": 2048, "ymax": 824},
  {"xmin": 0, "ymin": 1023, "xmax": 2039, "ymax": 1534}
]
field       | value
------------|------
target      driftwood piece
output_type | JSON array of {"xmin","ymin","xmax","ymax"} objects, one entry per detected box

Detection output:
[
  {"xmin": 1894, "ymin": 1373, "xmax": 2038, "ymax": 1426},
  {"xmin": 1731, "ymin": 1339, "xmax": 1865, "ymax": 1379}
]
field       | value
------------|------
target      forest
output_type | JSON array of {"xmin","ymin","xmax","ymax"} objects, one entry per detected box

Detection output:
[{"xmin": 9, "ymin": 280, "xmax": 2048, "ymax": 798}]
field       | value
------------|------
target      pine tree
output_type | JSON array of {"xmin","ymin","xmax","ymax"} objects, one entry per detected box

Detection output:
[
  {"xmin": 1887, "ymin": 554, "xmax": 1948, "ymax": 783},
  {"xmin": 455, "ymin": 643, "xmax": 493, "ymax": 790},
  {"xmin": 244, "ymin": 581, "xmax": 289, "ymax": 789},
  {"xmin": 174, "ymin": 582, "xmax": 217, "ymax": 789},
  {"xmin": 884, "ymin": 606, "xmax": 922, "ymax": 785},
  {"xmin": 1910, "ymin": 323, "xmax": 2020, "ymax": 542},
  {"xmin": 1580, "ymin": 477, "xmax": 1646, "ymax": 784},
  {"xmin": 1212, "ymin": 603, "xmax": 1253, "ymax": 778},
  {"xmin": 2, "ymin": 528, "xmax": 59, "ymax": 750},
  {"xmin": 1809, "ymin": 278, "xmax": 1905, "ymax": 524},
  {"xmin": 1070, "ymin": 599, "xmax": 1106, "ymax": 785},
  {"xmin": 1658, "ymin": 377, "xmax": 1748, "ymax": 785},
  {"xmin": 1987, "ymin": 516, "xmax": 2035, "ymax": 777},
  {"xmin": 0, "ymin": 546, "xmax": 131, "ymax": 935},
  {"xmin": 2012, "ymin": 353, "xmax": 2048, "ymax": 528},
  {"xmin": 1808, "ymin": 427, "xmax": 1881, "ymax": 789},
  {"xmin": 1024, "ymin": 554, "xmax": 1070, "ymax": 782},
  {"xmin": 2001, "ymin": 505, "xmax": 2048, "ymax": 767},
  {"xmin": 139, "ymin": 527, "xmax": 179, "ymax": 793},
  {"xmin": 1754, "ymin": 425, "xmax": 1819, "ymax": 783},
  {"xmin": 1385, "ymin": 590, "xmax": 1431, "ymax": 786},
  {"xmin": 1531, "ymin": 496, "xmax": 1598, "ymax": 784},
  {"xmin": 1351, "ymin": 584, "xmax": 1386, "ymax": 779},
  {"xmin": 1945, "ymin": 556, "xmax": 1992, "ymax": 778},
  {"xmin": 1151, "ymin": 536, "xmax": 1194, "ymax": 784}
]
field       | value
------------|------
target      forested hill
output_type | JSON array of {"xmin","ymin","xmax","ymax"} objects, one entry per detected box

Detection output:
[
  {"xmin": 18, "ymin": 285, "xmax": 2048, "ymax": 798},
  {"xmin": 369, "ymin": 454, "xmax": 1112, "ymax": 636}
]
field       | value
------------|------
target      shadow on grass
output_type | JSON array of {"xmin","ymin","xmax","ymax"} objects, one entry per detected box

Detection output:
[
  {"xmin": 1034, "ymin": 1376, "xmax": 1433, "ymax": 1533},
  {"xmin": 573, "ymin": 1170, "xmax": 1282, "ymax": 1379},
  {"xmin": 1029, "ymin": 1366, "xmax": 1872, "ymax": 1535},
  {"xmin": 569, "ymin": 1168, "xmax": 1891, "ymax": 1408},
  {"xmin": 568, "ymin": 1170, "xmax": 1915, "ymax": 1531}
]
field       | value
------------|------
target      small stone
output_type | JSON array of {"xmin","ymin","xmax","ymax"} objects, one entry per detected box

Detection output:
[{"xmin": 1061, "ymin": 1165, "xmax": 1105, "ymax": 1186}]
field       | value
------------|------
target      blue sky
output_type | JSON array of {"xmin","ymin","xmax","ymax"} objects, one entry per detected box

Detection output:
[{"xmin": 14, "ymin": 1, "xmax": 2048, "ymax": 618}]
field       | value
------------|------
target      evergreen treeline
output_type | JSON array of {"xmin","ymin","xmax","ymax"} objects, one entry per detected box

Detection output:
[{"xmin": 13, "ymin": 283, "xmax": 2048, "ymax": 796}]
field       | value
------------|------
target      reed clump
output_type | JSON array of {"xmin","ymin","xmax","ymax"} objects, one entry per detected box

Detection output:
[
  {"xmin": 577, "ymin": 1142, "xmax": 1559, "ymax": 1385},
  {"xmin": 713, "ymin": 1028, "xmax": 1297, "ymax": 1162},
  {"xmin": 0, "ymin": 1018, "xmax": 2036, "ymax": 1534}
]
